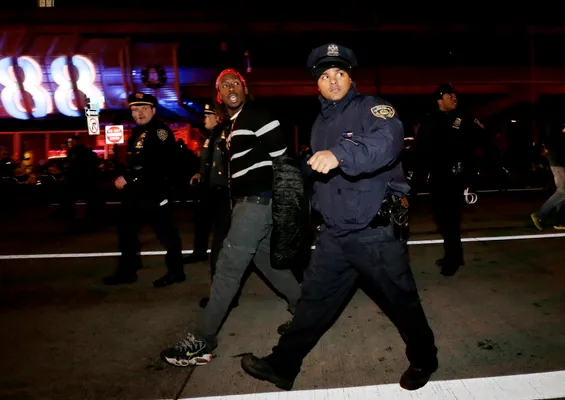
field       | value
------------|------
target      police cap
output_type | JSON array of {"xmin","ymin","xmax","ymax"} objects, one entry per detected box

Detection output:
[
  {"xmin": 433, "ymin": 83, "xmax": 456, "ymax": 99},
  {"xmin": 306, "ymin": 43, "xmax": 358, "ymax": 79},
  {"xmin": 203, "ymin": 103, "xmax": 216, "ymax": 116},
  {"xmin": 127, "ymin": 92, "xmax": 158, "ymax": 107}
]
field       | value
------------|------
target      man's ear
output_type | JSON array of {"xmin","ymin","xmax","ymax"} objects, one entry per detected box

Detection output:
[{"xmin": 244, "ymin": 87, "xmax": 248, "ymax": 95}]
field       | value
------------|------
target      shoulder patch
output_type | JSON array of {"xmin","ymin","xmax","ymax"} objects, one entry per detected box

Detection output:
[
  {"xmin": 157, "ymin": 129, "xmax": 169, "ymax": 141},
  {"xmin": 371, "ymin": 105, "xmax": 396, "ymax": 120}
]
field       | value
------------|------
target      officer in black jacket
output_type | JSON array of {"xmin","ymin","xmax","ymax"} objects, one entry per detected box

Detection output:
[
  {"xmin": 241, "ymin": 44, "xmax": 438, "ymax": 392},
  {"xmin": 103, "ymin": 92, "xmax": 185, "ymax": 287},
  {"xmin": 184, "ymin": 103, "xmax": 232, "ymax": 308},
  {"xmin": 414, "ymin": 83, "xmax": 485, "ymax": 276}
]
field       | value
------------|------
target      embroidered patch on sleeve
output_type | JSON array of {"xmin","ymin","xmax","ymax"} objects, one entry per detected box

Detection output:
[{"xmin": 371, "ymin": 105, "xmax": 396, "ymax": 120}]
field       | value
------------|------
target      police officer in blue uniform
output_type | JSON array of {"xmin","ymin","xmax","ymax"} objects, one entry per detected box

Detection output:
[
  {"xmin": 103, "ymin": 92, "xmax": 185, "ymax": 287},
  {"xmin": 414, "ymin": 84, "xmax": 487, "ymax": 276},
  {"xmin": 241, "ymin": 44, "xmax": 438, "ymax": 391}
]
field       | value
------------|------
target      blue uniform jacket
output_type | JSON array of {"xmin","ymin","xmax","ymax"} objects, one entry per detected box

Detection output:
[{"xmin": 308, "ymin": 85, "xmax": 408, "ymax": 236}]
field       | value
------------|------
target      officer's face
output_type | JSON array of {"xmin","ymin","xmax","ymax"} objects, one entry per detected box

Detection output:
[
  {"xmin": 317, "ymin": 68, "xmax": 352, "ymax": 101},
  {"xmin": 204, "ymin": 114, "xmax": 219, "ymax": 130},
  {"xmin": 218, "ymin": 74, "xmax": 247, "ymax": 111},
  {"xmin": 438, "ymin": 93, "xmax": 457, "ymax": 112},
  {"xmin": 131, "ymin": 105, "xmax": 156, "ymax": 126}
]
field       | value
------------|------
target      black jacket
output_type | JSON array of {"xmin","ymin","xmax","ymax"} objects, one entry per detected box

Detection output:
[
  {"xmin": 271, "ymin": 153, "xmax": 310, "ymax": 270},
  {"xmin": 123, "ymin": 118, "xmax": 179, "ymax": 201}
]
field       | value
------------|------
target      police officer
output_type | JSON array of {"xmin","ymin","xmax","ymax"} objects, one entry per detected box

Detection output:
[
  {"xmin": 413, "ymin": 83, "xmax": 485, "ymax": 276},
  {"xmin": 58, "ymin": 134, "xmax": 103, "ymax": 221},
  {"xmin": 240, "ymin": 44, "xmax": 438, "ymax": 392},
  {"xmin": 103, "ymin": 92, "xmax": 185, "ymax": 288},
  {"xmin": 184, "ymin": 103, "xmax": 233, "ymax": 308}
]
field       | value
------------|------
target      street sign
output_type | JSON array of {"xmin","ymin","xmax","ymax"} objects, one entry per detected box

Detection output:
[
  {"xmin": 87, "ymin": 116, "xmax": 100, "ymax": 135},
  {"xmin": 105, "ymin": 125, "xmax": 124, "ymax": 144}
]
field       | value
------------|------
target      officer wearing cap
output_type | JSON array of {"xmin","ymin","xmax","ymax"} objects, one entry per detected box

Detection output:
[
  {"xmin": 241, "ymin": 44, "xmax": 438, "ymax": 392},
  {"xmin": 103, "ymin": 92, "xmax": 185, "ymax": 288},
  {"xmin": 413, "ymin": 83, "xmax": 487, "ymax": 276},
  {"xmin": 184, "ymin": 102, "xmax": 234, "ymax": 309}
]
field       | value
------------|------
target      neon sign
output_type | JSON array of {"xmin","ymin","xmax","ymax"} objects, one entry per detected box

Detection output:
[{"xmin": 0, "ymin": 55, "xmax": 105, "ymax": 120}]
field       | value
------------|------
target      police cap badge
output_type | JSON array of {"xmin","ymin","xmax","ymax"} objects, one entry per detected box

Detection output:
[
  {"xmin": 127, "ymin": 92, "xmax": 158, "ymax": 107},
  {"xmin": 307, "ymin": 43, "xmax": 358, "ymax": 79}
]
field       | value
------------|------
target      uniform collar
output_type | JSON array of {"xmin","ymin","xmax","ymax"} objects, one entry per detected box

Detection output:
[{"xmin": 319, "ymin": 83, "xmax": 358, "ymax": 115}]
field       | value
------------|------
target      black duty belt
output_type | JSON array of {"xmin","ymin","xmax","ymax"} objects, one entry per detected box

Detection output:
[
  {"xmin": 234, "ymin": 195, "xmax": 271, "ymax": 205},
  {"xmin": 368, "ymin": 194, "xmax": 409, "ymax": 229}
]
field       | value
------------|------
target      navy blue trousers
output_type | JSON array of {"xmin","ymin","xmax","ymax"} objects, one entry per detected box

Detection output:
[{"xmin": 266, "ymin": 223, "xmax": 438, "ymax": 379}]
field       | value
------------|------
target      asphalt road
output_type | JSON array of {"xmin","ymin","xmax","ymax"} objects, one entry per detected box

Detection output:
[{"xmin": 1, "ymin": 190, "xmax": 565, "ymax": 400}]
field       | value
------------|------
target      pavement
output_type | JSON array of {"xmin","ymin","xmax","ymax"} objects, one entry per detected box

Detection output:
[{"xmin": 1, "ymin": 190, "xmax": 565, "ymax": 400}]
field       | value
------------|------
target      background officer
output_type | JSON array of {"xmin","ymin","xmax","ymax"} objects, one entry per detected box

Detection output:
[
  {"xmin": 103, "ymin": 92, "xmax": 185, "ymax": 288},
  {"xmin": 413, "ymin": 83, "xmax": 486, "ymax": 276},
  {"xmin": 184, "ymin": 103, "xmax": 233, "ymax": 308},
  {"xmin": 241, "ymin": 44, "xmax": 438, "ymax": 392},
  {"xmin": 57, "ymin": 134, "xmax": 103, "ymax": 222}
]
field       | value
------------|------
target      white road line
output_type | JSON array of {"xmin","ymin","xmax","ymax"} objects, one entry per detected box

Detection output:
[
  {"xmin": 1, "ymin": 232, "xmax": 565, "ymax": 260},
  {"xmin": 413, "ymin": 187, "xmax": 544, "ymax": 195},
  {"xmin": 177, "ymin": 369, "xmax": 565, "ymax": 400},
  {"xmin": 49, "ymin": 188, "xmax": 544, "ymax": 205},
  {"xmin": 49, "ymin": 200, "xmax": 194, "ymax": 206}
]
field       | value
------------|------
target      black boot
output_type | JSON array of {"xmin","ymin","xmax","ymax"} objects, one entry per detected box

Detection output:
[
  {"xmin": 435, "ymin": 258, "xmax": 464, "ymax": 267},
  {"xmin": 399, "ymin": 364, "xmax": 437, "ymax": 391},
  {"xmin": 153, "ymin": 272, "xmax": 186, "ymax": 287},
  {"xmin": 241, "ymin": 354, "xmax": 294, "ymax": 391},
  {"xmin": 183, "ymin": 253, "xmax": 208, "ymax": 264}
]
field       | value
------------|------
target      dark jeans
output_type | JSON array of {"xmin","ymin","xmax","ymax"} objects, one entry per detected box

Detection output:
[
  {"xmin": 195, "ymin": 197, "xmax": 302, "ymax": 349},
  {"xmin": 537, "ymin": 166, "xmax": 565, "ymax": 221}
]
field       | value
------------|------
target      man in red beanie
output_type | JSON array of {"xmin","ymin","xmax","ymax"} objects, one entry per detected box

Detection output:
[{"xmin": 160, "ymin": 69, "xmax": 307, "ymax": 367}]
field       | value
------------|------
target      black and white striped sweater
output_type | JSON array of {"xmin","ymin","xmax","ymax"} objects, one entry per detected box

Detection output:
[{"xmin": 227, "ymin": 102, "xmax": 287, "ymax": 197}]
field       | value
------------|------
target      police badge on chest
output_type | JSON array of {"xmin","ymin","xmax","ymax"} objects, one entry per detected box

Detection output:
[{"xmin": 452, "ymin": 118, "xmax": 462, "ymax": 129}]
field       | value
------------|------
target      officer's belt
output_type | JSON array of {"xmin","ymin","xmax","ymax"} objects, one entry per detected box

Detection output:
[
  {"xmin": 368, "ymin": 194, "xmax": 409, "ymax": 229},
  {"xmin": 234, "ymin": 195, "xmax": 271, "ymax": 205}
]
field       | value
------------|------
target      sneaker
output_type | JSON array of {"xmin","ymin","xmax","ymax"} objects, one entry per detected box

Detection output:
[
  {"xmin": 530, "ymin": 213, "xmax": 543, "ymax": 231},
  {"xmin": 160, "ymin": 333, "xmax": 209, "ymax": 367}
]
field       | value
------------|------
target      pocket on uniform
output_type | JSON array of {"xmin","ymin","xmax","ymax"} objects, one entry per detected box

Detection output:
[
  {"xmin": 358, "ymin": 232, "xmax": 417, "ymax": 295},
  {"xmin": 340, "ymin": 180, "xmax": 372, "ymax": 224}
]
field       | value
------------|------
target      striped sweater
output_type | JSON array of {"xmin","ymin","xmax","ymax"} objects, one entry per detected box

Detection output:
[{"xmin": 227, "ymin": 102, "xmax": 287, "ymax": 197}]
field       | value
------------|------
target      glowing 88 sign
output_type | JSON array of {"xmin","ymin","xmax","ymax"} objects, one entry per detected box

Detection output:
[{"xmin": 0, "ymin": 54, "xmax": 105, "ymax": 120}]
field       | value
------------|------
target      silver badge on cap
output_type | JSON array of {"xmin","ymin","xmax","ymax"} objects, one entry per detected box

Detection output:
[{"xmin": 327, "ymin": 44, "xmax": 339, "ymax": 57}]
